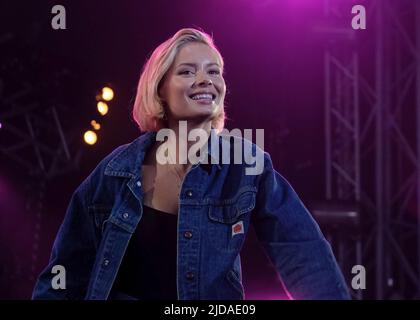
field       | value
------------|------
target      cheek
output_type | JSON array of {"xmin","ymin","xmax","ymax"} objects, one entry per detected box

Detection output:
[
  {"xmin": 168, "ymin": 81, "xmax": 191, "ymax": 101},
  {"xmin": 215, "ymin": 79, "xmax": 226, "ymax": 96}
]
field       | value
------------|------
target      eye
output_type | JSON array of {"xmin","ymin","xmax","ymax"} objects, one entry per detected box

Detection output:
[
  {"xmin": 179, "ymin": 70, "xmax": 194, "ymax": 75},
  {"xmin": 209, "ymin": 69, "xmax": 220, "ymax": 75}
]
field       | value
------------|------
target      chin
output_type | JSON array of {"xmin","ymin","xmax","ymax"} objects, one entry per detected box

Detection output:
[{"xmin": 188, "ymin": 104, "xmax": 216, "ymax": 114}]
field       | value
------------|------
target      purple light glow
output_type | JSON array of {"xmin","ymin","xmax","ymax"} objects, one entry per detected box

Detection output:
[
  {"xmin": 0, "ymin": 172, "xmax": 35, "ymax": 297},
  {"xmin": 245, "ymin": 291, "xmax": 290, "ymax": 300}
]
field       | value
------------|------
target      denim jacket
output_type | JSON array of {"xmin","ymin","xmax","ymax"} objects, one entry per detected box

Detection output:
[{"xmin": 32, "ymin": 130, "xmax": 350, "ymax": 300}]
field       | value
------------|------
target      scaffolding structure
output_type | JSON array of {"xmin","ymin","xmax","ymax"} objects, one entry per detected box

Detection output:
[
  {"xmin": 0, "ymin": 31, "xmax": 84, "ymax": 284},
  {"xmin": 323, "ymin": 0, "xmax": 420, "ymax": 299}
]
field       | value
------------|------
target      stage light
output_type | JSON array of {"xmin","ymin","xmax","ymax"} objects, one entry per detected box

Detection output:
[
  {"xmin": 101, "ymin": 86, "xmax": 114, "ymax": 101},
  {"xmin": 97, "ymin": 101, "xmax": 109, "ymax": 116},
  {"xmin": 83, "ymin": 130, "xmax": 97, "ymax": 145},
  {"xmin": 90, "ymin": 120, "xmax": 101, "ymax": 130}
]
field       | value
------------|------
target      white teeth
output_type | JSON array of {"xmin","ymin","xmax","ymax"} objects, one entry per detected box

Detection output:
[{"xmin": 190, "ymin": 93, "xmax": 213, "ymax": 100}]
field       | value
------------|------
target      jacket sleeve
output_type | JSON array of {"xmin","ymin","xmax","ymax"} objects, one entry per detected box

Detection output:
[
  {"xmin": 32, "ymin": 177, "xmax": 97, "ymax": 299},
  {"xmin": 251, "ymin": 152, "xmax": 351, "ymax": 300}
]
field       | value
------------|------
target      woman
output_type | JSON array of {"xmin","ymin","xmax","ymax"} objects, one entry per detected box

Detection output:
[{"xmin": 32, "ymin": 28, "xmax": 350, "ymax": 300}]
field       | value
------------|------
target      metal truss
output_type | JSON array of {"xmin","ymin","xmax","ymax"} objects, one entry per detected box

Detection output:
[
  {"xmin": 0, "ymin": 31, "xmax": 85, "ymax": 283},
  {"xmin": 0, "ymin": 63, "xmax": 84, "ymax": 178},
  {"xmin": 323, "ymin": 0, "xmax": 420, "ymax": 299}
]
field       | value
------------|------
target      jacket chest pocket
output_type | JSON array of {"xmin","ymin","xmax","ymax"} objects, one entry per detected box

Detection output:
[{"xmin": 206, "ymin": 190, "xmax": 256, "ymax": 252}]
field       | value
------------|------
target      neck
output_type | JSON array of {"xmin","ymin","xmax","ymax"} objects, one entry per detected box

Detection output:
[{"xmin": 156, "ymin": 120, "xmax": 212, "ymax": 170}]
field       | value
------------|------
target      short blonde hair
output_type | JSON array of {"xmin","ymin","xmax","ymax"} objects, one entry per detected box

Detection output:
[{"xmin": 132, "ymin": 28, "xmax": 226, "ymax": 133}]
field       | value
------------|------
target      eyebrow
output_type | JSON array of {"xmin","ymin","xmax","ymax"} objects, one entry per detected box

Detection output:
[{"xmin": 176, "ymin": 62, "xmax": 220, "ymax": 68}]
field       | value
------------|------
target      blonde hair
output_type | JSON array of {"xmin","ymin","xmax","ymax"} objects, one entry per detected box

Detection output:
[{"xmin": 132, "ymin": 28, "xmax": 226, "ymax": 133}]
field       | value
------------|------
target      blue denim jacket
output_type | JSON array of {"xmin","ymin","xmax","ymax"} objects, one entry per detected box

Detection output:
[{"xmin": 32, "ymin": 130, "xmax": 350, "ymax": 300}]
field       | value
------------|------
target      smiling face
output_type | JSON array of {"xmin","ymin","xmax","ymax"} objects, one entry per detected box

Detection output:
[{"xmin": 159, "ymin": 42, "xmax": 226, "ymax": 127}]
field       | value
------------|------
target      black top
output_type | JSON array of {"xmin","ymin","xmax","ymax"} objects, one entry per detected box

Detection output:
[{"xmin": 111, "ymin": 205, "xmax": 178, "ymax": 300}]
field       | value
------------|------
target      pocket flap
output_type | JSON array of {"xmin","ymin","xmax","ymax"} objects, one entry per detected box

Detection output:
[{"xmin": 208, "ymin": 190, "xmax": 256, "ymax": 223}]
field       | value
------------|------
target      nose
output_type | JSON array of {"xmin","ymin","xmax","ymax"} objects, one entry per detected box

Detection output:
[{"xmin": 195, "ymin": 71, "xmax": 213, "ymax": 87}]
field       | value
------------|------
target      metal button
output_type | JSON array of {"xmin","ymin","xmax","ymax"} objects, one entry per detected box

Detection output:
[
  {"xmin": 186, "ymin": 272, "xmax": 194, "ymax": 280},
  {"xmin": 186, "ymin": 190, "xmax": 193, "ymax": 197},
  {"xmin": 184, "ymin": 231, "xmax": 193, "ymax": 239},
  {"xmin": 136, "ymin": 181, "xmax": 141, "ymax": 187},
  {"xmin": 122, "ymin": 212, "xmax": 129, "ymax": 219},
  {"xmin": 103, "ymin": 259, "xmax": 110, "ymax": 266}
]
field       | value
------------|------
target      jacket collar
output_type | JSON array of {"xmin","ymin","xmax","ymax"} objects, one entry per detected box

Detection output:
[{"xmin": 104, "ymin": 129, "xmax": 223, "ymax": 178}]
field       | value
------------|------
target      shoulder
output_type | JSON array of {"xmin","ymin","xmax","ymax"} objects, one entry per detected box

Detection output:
[
  {"xmin": 217, "ymin": 131, "xmax": 267, "ymax": 176},
  {"xmin": 219, "ymin": 131, "xmax": 265, "ymax": 156},
  {"xmin": 83, "ymin": 131, "xmax": 155, "ymax": 185}
]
